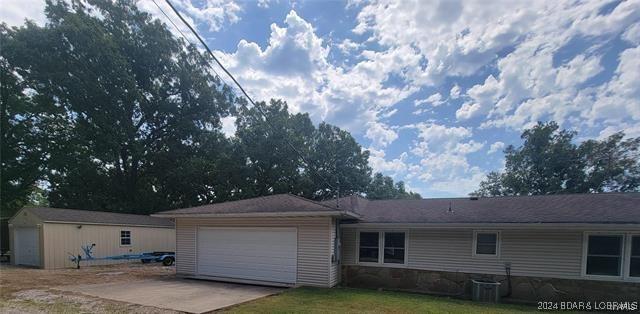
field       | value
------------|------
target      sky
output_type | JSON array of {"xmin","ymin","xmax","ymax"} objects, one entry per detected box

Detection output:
[{"xmin": 2, "ymin": 0, "xmax": 640, "ymax": 198}]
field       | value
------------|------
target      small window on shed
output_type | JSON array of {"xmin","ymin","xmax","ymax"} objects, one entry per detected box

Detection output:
[
  {"xmin": 120, "ymin": 230, "xmax": 131, "ymax": 246},
  {"xmin": 585, "ymin": 235, "xmax": 623, "ymax": 276},
  {"xmin": 474, "ymin": 231, "xmax": 499, "ymax": 256}
]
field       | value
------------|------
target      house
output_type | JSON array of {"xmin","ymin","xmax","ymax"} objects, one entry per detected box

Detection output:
[
  {"xmin": 9, "ymin": 207, "xmax": 175, "ymax": 269},
  {"xmin": 154, "ymin": 193, "xmax": 640, "ymax": 302}
]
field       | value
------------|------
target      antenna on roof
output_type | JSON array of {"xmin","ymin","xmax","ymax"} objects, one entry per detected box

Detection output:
[
  {"xmin": 448, "ymin": 201, "xmax": 453, "ymax": 213},
  {"xmin": 336, "ymin": 177, "xmax": 340, "ymax": 209}
]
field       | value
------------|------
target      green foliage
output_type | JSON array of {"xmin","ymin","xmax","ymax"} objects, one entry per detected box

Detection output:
[
  {"xmin": 2, "ymin": 0, "xmax": 234, "ymax": 214},
  {"xmin": 367, "ymin": 173, "xmax": 421, "ymax": 200},
  {"xmin": 1, "ymin": 0, "xmax": 419, "ymax": 215},
  {"xmin": 473, "ymin": 121, "xmax": 640, "ymax": 197}
]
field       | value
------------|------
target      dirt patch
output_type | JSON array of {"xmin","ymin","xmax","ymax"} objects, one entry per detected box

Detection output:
[{"xmin": 0, "ymin": 263, "xmax": 179, "ymax": 313}]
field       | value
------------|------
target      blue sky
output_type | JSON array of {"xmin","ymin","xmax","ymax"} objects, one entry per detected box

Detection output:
[{"xmin": 3, "ymin": 0, "xmax": 640, "ymax": 197}]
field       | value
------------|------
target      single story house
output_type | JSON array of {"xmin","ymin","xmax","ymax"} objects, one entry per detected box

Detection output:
[
  {"xmin": 9, "ymin": 207, "xmax": 175, "ymax": 269},
  {"xmin": 154, "ymin": 193, "xmax": 639, "ymax": 302}
]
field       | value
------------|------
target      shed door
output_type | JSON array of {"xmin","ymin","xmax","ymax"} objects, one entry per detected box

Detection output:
[
  {"xmin": 196, "ymin": 227, "xmax": 297, "ymax": 284},
  {"xmin": 14, "ymin": 227, "xmax": 40, "ymax": 267}
]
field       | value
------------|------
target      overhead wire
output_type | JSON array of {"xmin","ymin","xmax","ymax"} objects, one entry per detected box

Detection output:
[{"xmin": 161, "ymin": 0, "xmax": 337, "ymax": 193}]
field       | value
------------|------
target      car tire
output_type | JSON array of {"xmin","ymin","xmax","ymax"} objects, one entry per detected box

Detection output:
[{"xmin": 162, "ymin": 256, "xmax": 174, "ymax": 266}]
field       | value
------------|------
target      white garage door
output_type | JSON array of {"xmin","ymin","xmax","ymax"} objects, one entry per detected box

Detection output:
[
  {"xmin": 196, "ymin": 227, "xmax": 297, "ymax": 284},
  {"xmin": 14, "ymin": 227, "xmax": 40, "ymax": 267}
]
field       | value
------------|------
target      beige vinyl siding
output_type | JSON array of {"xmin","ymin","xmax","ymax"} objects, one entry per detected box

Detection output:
[
  {"xmin": 341, "ymin": 227, "xmax": 626, "ymax": 280},
  {"xmin": 174, "ymin": 217, "xmax": 333, "ymax": 287},
  {"xmin": 342, "ymin": 228, "xmax": 357, "ymax": 265},
  {"xmin": 42, "ymin": 223, "xmax": 175, "ymax": 269},
  {"xmin": 329, "ymin": 218, "xmax": 338, "ymax": 287}
]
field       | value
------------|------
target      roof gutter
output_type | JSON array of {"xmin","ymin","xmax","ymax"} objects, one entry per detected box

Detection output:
[
  {"xmin": 341, "ymin": 222, "xmax": 640, "ymax": 230},
  {"xmin": 152, "ymin": 210, "xmax": 360, "ymax": 219}
]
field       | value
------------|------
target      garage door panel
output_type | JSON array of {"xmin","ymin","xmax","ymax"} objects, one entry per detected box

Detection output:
[
  {"xmin": 197, "ymin": 255, "xmax": 297, "ymax": 267},
  {"xmin": 196, "ymin": 227, "xmax": 297, "ymax": 284}
]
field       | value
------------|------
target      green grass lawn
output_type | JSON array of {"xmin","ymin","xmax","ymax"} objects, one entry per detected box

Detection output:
[{"xmin": 225, "ymin": 287, "xmax": 539, "ymax": 314}]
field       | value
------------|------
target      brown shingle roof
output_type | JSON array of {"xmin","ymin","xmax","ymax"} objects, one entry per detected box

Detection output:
[
  {"xmin": 155, "ymin": 194, "xmax": 354, "ymax": 217},
  {"xmin": 24, "ymin": 207, "xmax": 174, "ymax": 227},
  {"xmin": 327, "ymin": 192, "xmax": 640, "ymax": 224}
]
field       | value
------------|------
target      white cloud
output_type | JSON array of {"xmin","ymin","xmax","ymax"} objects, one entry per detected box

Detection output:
[
  {"xmin": 218, "ymin": 10, "xmax": 417, "ymax": 135},
  {"xmin": 368, "ymin": 147, "xmax": 409, "ymax": 174},
  {"xmin": 170, "ymin": 0, "xmax": 242, "ymax": 32},
  {"xmin": 365, "ymin": 122, "xmax": 398, "ymax": 147},
  {"xmin": 488, "ymin": 141, "xmax": 505, "ymax": 154},
  {"xmin": 449, "ymin": 84, "xmax": 461, "ymax": 99},
  {"xmin": 555, "ymin": 54, "xmax": 603, "ymax": 88},
  {"xmin": 337, "ymin": 38, "xmax": 362, "ymax": 54},
  {"xmin": 414, "ymin": 93, "xmax": 445, "ymax": 107},
  {"xmin": 622, "ymin": 22, "xmax": 640, "ymax": 45}
]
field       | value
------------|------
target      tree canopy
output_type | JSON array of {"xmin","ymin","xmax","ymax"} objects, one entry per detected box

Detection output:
[
  {"xmin": 472, "ymin": 122, "xmax": 640, "ymax": 197},
  {"xmin": 0, "ymin": 0, "xmax": 419, "ymax": 217}
]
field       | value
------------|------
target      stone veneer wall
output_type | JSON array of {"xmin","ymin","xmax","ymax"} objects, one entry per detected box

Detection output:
[{"xmin": 341, "ymin": 265, "xmax": 640, "ymax": 303}]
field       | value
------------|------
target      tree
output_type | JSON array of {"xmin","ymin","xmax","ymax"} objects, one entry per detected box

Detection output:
[
  {"xmin": 305, "ymin": 122, "xmax": 372, "ymax": 200},
  {"xmin": 2, "ymin": 0, "xmax": 234, "ymax": 213},
  {"xmin": 472, "ymin": 122, "xmax": 640, "ymax": 196},
  {"xmin": 0, "ymin": 57, "xmax": 47, "ymax": 217},
  {"xmin": 367, "ymin": 173, "xmax": 421, "ymax": 200}
]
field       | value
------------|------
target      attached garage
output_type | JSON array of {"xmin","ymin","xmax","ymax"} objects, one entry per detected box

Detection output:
[
  {"xmin": 154, "ymin": 194, "xmax": 357, "ymax": 287},
  {"xmin": 9, "ymin": 207, "xmax": 176, "ymax": 269}
]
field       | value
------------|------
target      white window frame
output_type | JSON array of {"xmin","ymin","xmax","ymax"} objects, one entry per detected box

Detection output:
[
  {"xmin": 581, "ymin": 232, "xmax": 639, "ymax": 282},
  {"xmin": 472, "ymin": 230, "xmax": 501, "ymax": 258},
  {"xmin": 120, "ymin": 230, "xmax": 132, "ymax": 246},
  {"xmin": 356, "ymin": 230, "xmax": 408, "ymax": 267},
  {"xmin": 623, "ymin": 233, "xmax": 640, "ymax": 282}
]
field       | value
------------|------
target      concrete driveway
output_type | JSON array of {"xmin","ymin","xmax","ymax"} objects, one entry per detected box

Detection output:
[{"xmin": 57, "ymin": 278, "xmax": 284, "ymax": 313}]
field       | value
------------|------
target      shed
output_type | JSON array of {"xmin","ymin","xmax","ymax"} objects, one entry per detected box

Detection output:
[{"xmin": 9, "ymin": 207, "xmax": 175, "ymax": 269}]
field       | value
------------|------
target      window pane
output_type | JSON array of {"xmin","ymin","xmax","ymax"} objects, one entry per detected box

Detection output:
[
  {"xmin": 476, "ymin": 243, "xmax": 497, "ymax": 255},
  {"xmin": 476, "ymin": 233, "xmax": 497, "ymax": 255},
  {"xmin": 384, "ymin": 248, "xmax": 405, "ymax": 264},
  {"xmin": 359, "ymin": 248, "xmax": 378, "ymax": 262},
  {"xmin": 586, "ymin": 256, "xmax": 620, "ymax": 276},
  {"xmin": 588, "ymin": 235, "xmax": 622, "ymax": 255},
  {"xmin": 359, "ymin": 232, "xmax": 379, "ymax": 263},
  {"xmin": 630, "ymin": 257, "xmax": 640, "ymax": 278},
  {"xmin": 384, "ymin": 233, "xmax": 405, "ymax": 264},
  {"xmin": 632, "ymin": 236, "xmax": 640, "ymax": 256},
  {"xmin": 360, "ymin": 232, "xmax": 379, "ymax": 247},
  {"xmin": 384, "ymin": 233, "xmax": 405, "ymax": 248}
]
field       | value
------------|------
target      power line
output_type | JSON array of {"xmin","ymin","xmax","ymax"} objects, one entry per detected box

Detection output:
[{"xmin": 162, "ymin": 0, "xmax": 336, "ymax": 192}]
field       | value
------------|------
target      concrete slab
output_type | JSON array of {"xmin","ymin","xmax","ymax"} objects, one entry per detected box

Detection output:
[{"xmin": 57, "ymin": 278, "xmax": 284, "ymax": 313}]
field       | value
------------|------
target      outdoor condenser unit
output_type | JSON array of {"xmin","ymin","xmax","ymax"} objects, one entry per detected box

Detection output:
[{"xmin": 471, "ymin": 279, "xmax": 501, "ymax": 303}]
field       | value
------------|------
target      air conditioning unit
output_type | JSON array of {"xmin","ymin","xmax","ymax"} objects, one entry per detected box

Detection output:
[{"xmin": 471, "ymin": 279, "xmax": 501, "ymax": 303}]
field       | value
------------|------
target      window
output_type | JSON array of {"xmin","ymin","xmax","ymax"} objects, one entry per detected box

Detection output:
[
  {"xmin": 585, "ymin": 235, "xmax": 623, "ymax": 276},
  {"xmin": 120, "ymin": 230, "xmax": 131, "ymax": 246},
  {"xmin": 359, "ymin": 232, "xmax": 379, "ymax": 263},
  {"xmin": 630, "ymin": 236, "xmax": 640, "ymax": 278},
  {"xmin": 358, "ymin": 231, "xmax": 407, "ymax": 265},
  {"xmin": 474, "ymin": 231, "xmax": 499, "ymax": 256},
  {"xmin": 383, "ymin": 232, "xmax": 405, "ymax": 264}
]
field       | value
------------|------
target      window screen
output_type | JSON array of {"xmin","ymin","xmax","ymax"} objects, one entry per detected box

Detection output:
[
  {"xmin": 359, "ymin": 232, "xmax": 379, "ymax": 263},
  {"xmin": 585, "ymin": 235, "xmax": 622, "ymax": 276}
]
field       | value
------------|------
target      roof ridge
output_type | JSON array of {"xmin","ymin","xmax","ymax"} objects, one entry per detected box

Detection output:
[{"xmin": 285, "ymin": 193, "xmax": 346, "ymax": 211}]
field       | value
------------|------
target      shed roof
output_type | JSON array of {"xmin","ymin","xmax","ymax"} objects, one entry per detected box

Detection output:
[
  {"xmin": 154, "ymin": 194, "xmax": 358, "ymax": 218},
  {"xmin": 327, "ymin": 192, "xmax": 640, "ymax": 224},
  {"xmin": 19, "ymin": 207, "xmax": 174, "ymax": 227}
]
